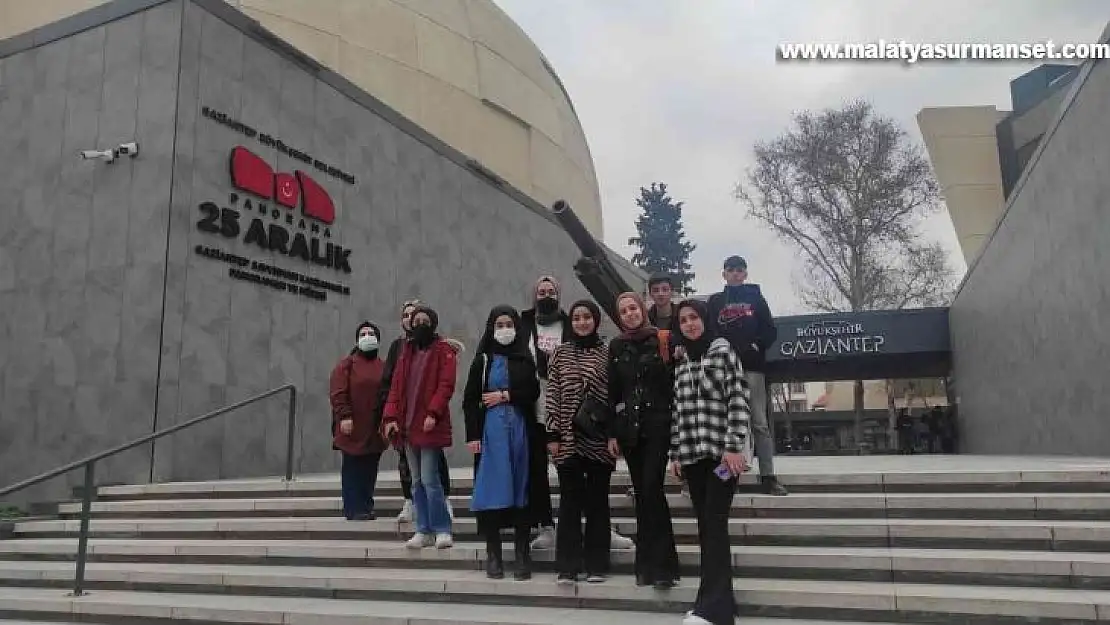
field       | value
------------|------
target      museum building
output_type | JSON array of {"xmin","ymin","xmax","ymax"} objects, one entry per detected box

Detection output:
[{"xmin": 0, "ymin": 0, "xmax": 640, "ymax": 498}]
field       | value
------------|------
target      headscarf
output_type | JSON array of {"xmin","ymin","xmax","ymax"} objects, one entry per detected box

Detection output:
[
  {"xmin": 533, "ymin": 275, "xmax": 562, "ymax": 325},
  {"xmin": 672, "ymin": 299, "xmax": 717, "ymax": 361},
  {"xmin": 410, "ymin": 305, "xmax": 439, "ymax": 350},
  {"xmin": 476, "ymin": 304, "xmax": 533, "ymax": 360},
  {"xmin": 400, "ymin": 299, "xmax": 423, "ymax": 338},
  {"xmin": 567, "ymin": 299, "xmax": 602, "ymax": 348},
  {"xmin": 615, "ymin": 291, "xmax": 657, "ymax": 342},
  {"xmin": 350, "ymin": 321, "xmax": 381, "ymax": 357}
]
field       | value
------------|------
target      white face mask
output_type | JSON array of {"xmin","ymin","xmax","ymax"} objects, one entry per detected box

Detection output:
[
  {"xmin": 357, "ymin": 335, "xmax": 379, "ymax": 352},
  {"xmin": 493, "ymin": 328, "xmax": 516, "ymax": 346}
]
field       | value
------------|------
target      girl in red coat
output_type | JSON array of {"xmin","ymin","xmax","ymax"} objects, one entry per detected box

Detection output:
[
  {"xmin": 328, "ymin": 321, "xmax": 388, "ymax": 520},
  {"xmin": 381, "ymin": 306, "xmax": 458, "ymax": 549}
]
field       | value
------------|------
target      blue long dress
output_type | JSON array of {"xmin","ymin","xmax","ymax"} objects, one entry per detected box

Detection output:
[{"xmin": 470, "ymin": 355, "xmax": 530, "ymax": 512}]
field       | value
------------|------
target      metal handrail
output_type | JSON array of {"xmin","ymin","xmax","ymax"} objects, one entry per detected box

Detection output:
[{"xmin": 0, "ymin": 383, "xmax": 298, "ymax": 596}]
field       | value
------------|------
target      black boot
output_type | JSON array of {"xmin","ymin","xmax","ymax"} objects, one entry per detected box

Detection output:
[
  {"xmin": 513, "ymin": 526, "xmax": 532, "ymax": 581},
  {"xmin": 485, "ymin": 533, "xmax": 504, "ymax": 579}
]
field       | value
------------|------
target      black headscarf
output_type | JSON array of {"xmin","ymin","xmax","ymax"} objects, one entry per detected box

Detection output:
[
  {"xmin": 567, "ymin": 300, "xmax": 602, "ymax": 348},
  {"xmin": 476, "ymin": 304, "xmax": 533, "ymax": 360},
  {"xmin": 410, "ymin": 305, "xmax": 439, "ymax": 350},
  {"xmin": 350, "ymin": 321, "xmax": 381, "ymax": 357},
  {"xmin": 673, "ymin": 299, "xmax": 717, "ymax": 361}
]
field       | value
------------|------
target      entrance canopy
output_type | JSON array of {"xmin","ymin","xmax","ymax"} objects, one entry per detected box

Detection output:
[{"xmin": 764, "ymin": 307, "xmax": 950, "ymax": 383}]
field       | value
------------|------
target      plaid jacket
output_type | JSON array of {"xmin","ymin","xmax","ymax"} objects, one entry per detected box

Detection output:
[{"xmin": 670, "ymin": 338, "xmax": 751, "ymax": 465}]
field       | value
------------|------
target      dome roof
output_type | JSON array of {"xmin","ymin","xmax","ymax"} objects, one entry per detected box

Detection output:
[{"xmin": 0, "ymin": 0, "xmax": 605, "ymax": 236}]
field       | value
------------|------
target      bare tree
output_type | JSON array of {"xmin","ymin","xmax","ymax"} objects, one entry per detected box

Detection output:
[{"xmin": 735, "ymin": 100, "xmax": 955, "ymax": 452}]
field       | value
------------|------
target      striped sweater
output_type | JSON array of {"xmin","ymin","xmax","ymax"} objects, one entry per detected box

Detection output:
[
  {"xmin": 670, "ymin": 338, "xmax": 751, "ymax": 465},
  {"xmin": 544, "ymin": 342, "xmax": 614, "ymax": 466}
]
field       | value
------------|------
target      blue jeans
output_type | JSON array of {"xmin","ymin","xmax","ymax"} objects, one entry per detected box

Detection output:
[{"xmin": 406, "ymin": 445, "xmax": 452, "ymax": 534}]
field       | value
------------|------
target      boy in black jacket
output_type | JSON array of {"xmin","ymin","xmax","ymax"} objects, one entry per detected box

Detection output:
[{"xmin": 706, "ymin": 256, "xmax": 789, "ymax": 496}]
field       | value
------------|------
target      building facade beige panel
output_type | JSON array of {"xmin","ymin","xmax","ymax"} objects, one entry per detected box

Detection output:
[
  {"xmin": 917, "ymin": 106, "xmax": 1008, "ymax": 266},
  {"xmin": 415, "ymin": 14, "xmax": 480, "ymax": 97},
  {"xmin": 0, "ymin": 0, "xmax": 606, "ymax": 237}
]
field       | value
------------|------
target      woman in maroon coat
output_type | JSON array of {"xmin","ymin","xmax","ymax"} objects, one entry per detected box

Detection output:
[
  {"xmin": 381, "ymin": 306, "xmax": 458, "ymax": 549},
  {"xmin": 329, "ymin": 321, "xmax": 388, "ymax": 520}
]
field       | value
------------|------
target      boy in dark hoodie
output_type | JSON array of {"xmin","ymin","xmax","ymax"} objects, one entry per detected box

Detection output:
[{"xmin": 705, "ymin": 256, "xmax": 789, "ymax": 496}]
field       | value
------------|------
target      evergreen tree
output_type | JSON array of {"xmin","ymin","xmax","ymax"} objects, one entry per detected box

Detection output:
[{"xmin": 627, "ymin": 182, "xmax": 696, "ymax": 294}]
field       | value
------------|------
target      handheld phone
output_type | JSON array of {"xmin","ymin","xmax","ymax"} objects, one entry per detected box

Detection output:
[{"xmin": 714, "ymin": 464, "xmax": 733, "ymax": 481}]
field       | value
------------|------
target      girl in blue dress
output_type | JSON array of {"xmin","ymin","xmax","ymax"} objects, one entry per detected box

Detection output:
[{"xmin": 464, "ymin": 305, "xmax": 541, "ymax": 581}]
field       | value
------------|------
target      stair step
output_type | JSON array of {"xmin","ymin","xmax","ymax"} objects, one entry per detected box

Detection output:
[
  {"xmin": 0, "ymin": 587, "xmax": 905, "ymax": 625},
  {"xmin": 89, "ymin": 465, "xmax": 1110, "ymax": 500},
  {"xmin": 55, "ymin": 492, "xmax": 1110, "ymax": 521},
  {"xmin": 1, "ymin": 566, "xmax": 1109, "ymax": 622},
  {"xmin": 5, "ymin": 541, "xmax": 1110, "ymax": 588},
  {"xmin": 15, "ymin": 516, "xmax": 1110, "ymax": 551}
]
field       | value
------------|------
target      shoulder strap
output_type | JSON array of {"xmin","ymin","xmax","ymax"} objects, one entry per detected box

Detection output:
[{"xmin": 481, "ymin": 354, "xmax": 489, "ymax": 391}]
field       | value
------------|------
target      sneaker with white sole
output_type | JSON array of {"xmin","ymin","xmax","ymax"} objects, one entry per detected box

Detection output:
[
  {"xmin": 682, "ymin": 612, "xmax": 712, "ymax": 625},
  {"xmin": 397, "ymin": 500, "xmax": 414, "ymax": 523},
  {"xmin": 609, "ymin": 530, "xmax": 634, "ymax": 550},
  {"xmin": 435, "ymin": 532, "xmax": 454, "ymax": 549},
  {"xmin": 530, "ymin": 526, "xmax": 556, "ymax": 550},
  {"xmin": 405, "ymin": 533, "xmax": 433, "ymax": 549}
]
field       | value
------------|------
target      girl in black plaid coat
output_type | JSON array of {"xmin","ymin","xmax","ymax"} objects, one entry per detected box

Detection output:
[{"xmin": 669, "ymin": 299, "xmax": 751, "ymax": 625}]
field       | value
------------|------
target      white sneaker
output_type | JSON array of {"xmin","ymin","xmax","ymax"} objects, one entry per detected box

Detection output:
[
  {"xmin": 530, "ymin": 526, "xmax": 556, "ymax": 550},
  {"xmin": 397, "ymin": 500, "xmax": 414, "ymax": 523},
  {"xmin": 435, "ymin": 532, "xmax": 454, "ymax": 549},
  {"xmin": 609, "ymin": 530, "xmax": 634, "ymax": 550},
  {"xmin": 682, "ymin": 613, "xmax": 712, "ymax": 625},
  {"xmin": 405, "ymin": 533, "xmax": 433, "ymax": 549}
]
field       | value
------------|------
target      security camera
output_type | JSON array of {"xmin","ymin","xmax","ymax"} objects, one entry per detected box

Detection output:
[
  {"xmin": 80, "ymin": 149, "xmax": 116, "ymax": 163},
  {"xmin": 116, "ymin": 142, "xmax": 139, "ymax": 158}
]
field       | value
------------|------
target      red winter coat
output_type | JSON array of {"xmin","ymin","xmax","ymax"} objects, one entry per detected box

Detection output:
[
  {"xmin": 329, "ymin": 354, "xmax": 387, "ymax": 456},
  {"xmin": 380, "ymin": 338, "xmax": 457, "ymax": 449}
]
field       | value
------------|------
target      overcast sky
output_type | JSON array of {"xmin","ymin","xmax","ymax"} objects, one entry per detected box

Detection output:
[{"xmin": 494, "ymin": 0, "xmax": 1108, "ymax": 314}]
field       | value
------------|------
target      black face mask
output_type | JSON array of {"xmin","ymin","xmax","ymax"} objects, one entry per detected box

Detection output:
[
  {"xmin": 536, "ymin": 297, "xmax": 558, "ymax": 315},
  {"xmin": 412, "ymin": 324, "xmax": 434, "ymax": 348}
]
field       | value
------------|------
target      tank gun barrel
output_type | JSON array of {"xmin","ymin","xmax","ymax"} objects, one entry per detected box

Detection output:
[{"xmin": 551, "ymin": 200, "xmax": 634, "ymax": 326}]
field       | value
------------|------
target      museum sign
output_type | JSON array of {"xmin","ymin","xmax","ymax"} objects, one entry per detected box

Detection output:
[{"xmin": 193, "ymin": 107, "xmax": 356, "ymax": 302}]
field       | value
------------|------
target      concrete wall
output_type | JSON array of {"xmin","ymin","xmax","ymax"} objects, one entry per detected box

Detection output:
[
  {"xmin": 950, "ymin": 52, "xmax": 1110, "ymax": 455},
  {"xmin": 0, "ymin": 2, "xmax": 183, "ymax": 498},
  {"xmin": 0, "ymin": 0, "xmax": 632, "ymax": 500}
]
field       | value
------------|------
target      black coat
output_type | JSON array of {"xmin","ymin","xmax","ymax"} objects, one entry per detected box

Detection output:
[
  {"xmin": 375, "ymin": 337, "xmax": 406, "ymax": 431},
  {"xmin": 463, "ymin": 353, "xmax": 541, "ymax": 442},
  {"xmin": 607, "ymin": 334, "xmax": 675, "ymax": 448},
  {"xmin": 462, "ymin": 352, "xmax": 545, "ymax": 532}
]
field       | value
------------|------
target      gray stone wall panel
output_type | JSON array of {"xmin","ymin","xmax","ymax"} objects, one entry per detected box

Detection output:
[
  {"xmin": 0, "ymin": 3, "xmax": 182, "ymax": 500},
  {"xmin": 952, "ymin": 55, "xmax": 1110, "ymax": 456}
]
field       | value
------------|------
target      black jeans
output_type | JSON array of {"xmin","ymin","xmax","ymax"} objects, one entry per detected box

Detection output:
[
  {"xmin": 555, "ymin": 455, "xmax": 613, "ymax": 576},
  {"xmin": 624, "ymin": 418, "xmax": 679, "ymax": 584},
  {"xmin": 528, "ymin": 420, "xmax": 555, "ymax": 527},
  {"xmin": 340, "ymin": 452, "xmax": 382, "ymax": 518},
  {"xmin": 685, "ymin": 458, "xmax": 737, "ymax": 624},
  {"xmin": 399, "ymin": 447, "xmax": 450, "ymax": 500}
]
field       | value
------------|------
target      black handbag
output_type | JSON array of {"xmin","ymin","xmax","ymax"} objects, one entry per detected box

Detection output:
[{"xmin": 573, "ymin": 394, "xmax": 609, "ymax": 440}]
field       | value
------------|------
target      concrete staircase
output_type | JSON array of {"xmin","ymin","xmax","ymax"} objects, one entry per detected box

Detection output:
[{"xmin": 4, "ymin": 459, "xmax": 1110, "ymax": 624}]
